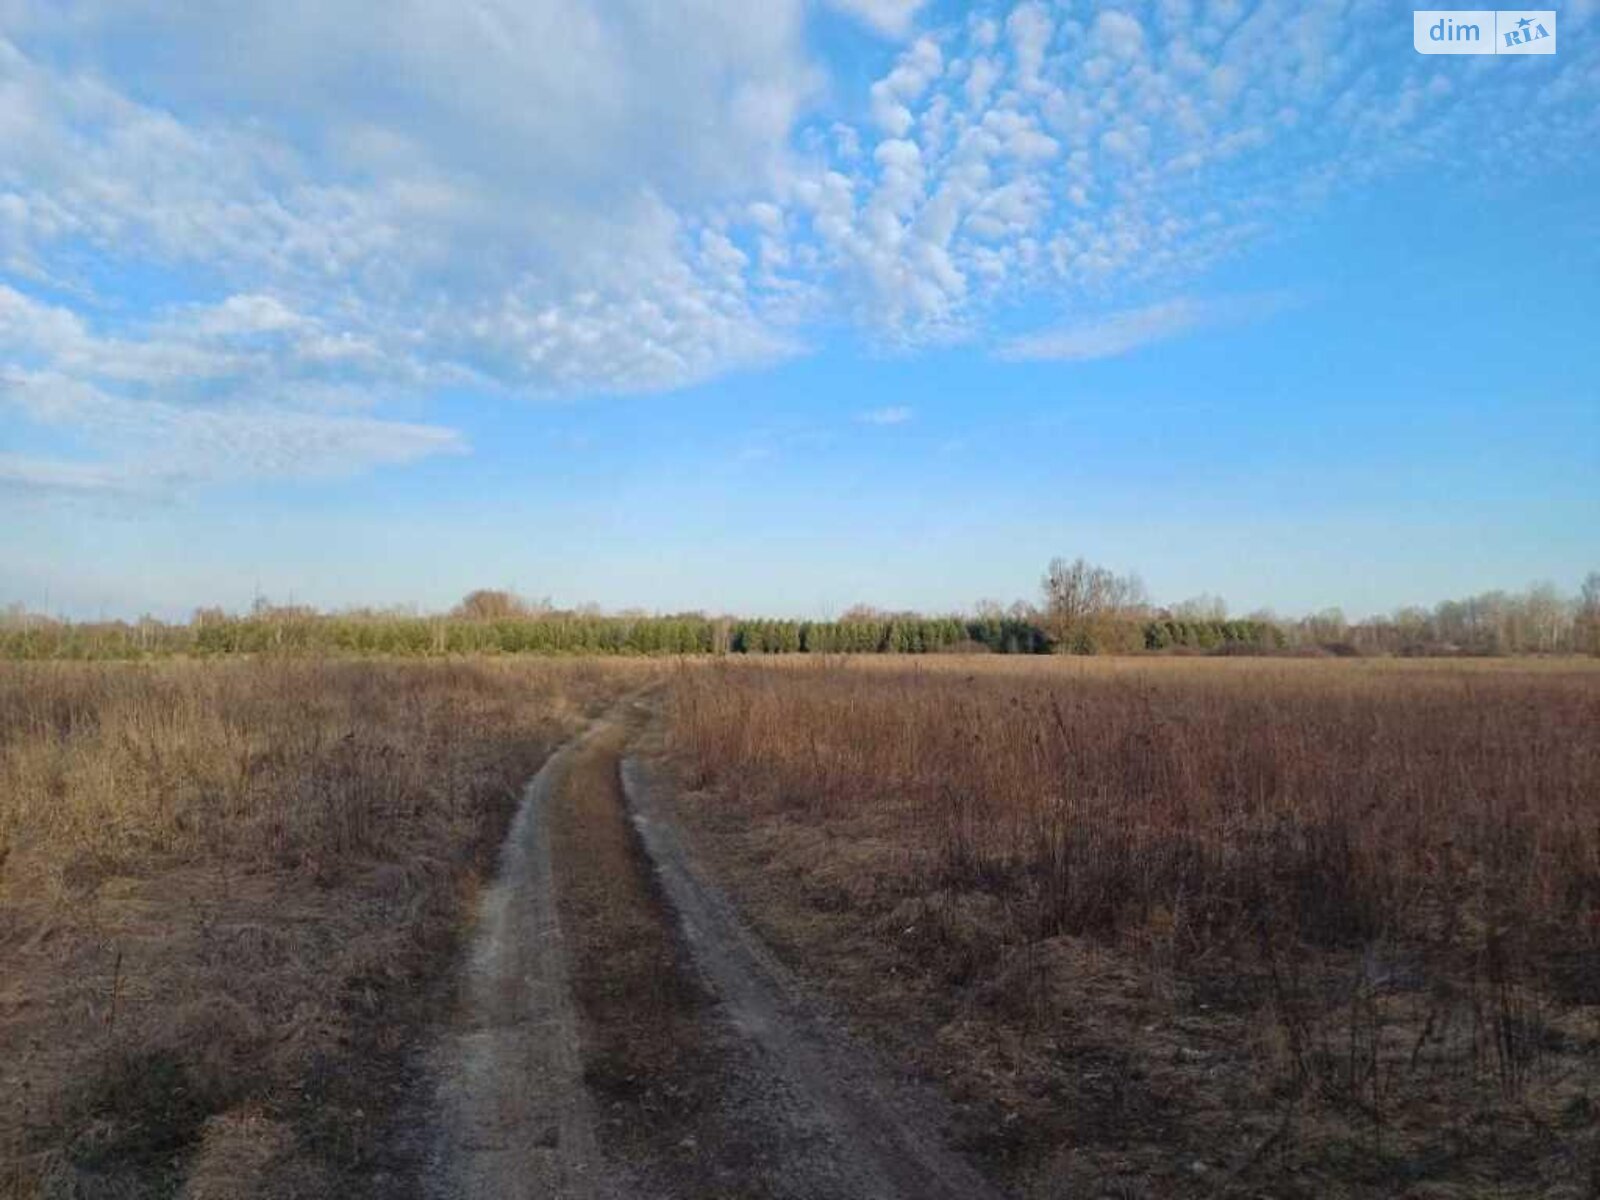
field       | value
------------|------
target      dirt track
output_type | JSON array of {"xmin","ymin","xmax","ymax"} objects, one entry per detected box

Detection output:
[
  {"xmin": 623, "ymin": 750, "xmax": 1006, "ymax": 1200},
  {"xmin": 425, "ymin": 727, "xmax": 613, "ymax": 1200},
  {"xmin": 422, "ymin": 704, "xmax": 1004, "ymax": 1199}
]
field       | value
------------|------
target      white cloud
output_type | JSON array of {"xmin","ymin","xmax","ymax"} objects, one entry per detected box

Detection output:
[
  {"xmin": 1094, "ymin": 11, "xmax": 1146, "ymax": 62},
  {"xmin": 0, "ymin": 453, "xmax": 153, "ymax": 500},
  {"xmin": 0, "ymin": 278, "xmax": 468, "ymax": 500},
  {"xmin": 998, "ymin": 293, "xmax": 1291, "ymax": 362},
  {"xmin": 0, "ymin": 0, "xmax": 1596, "ymax": 508},
  {"xmin": 857, "ymin": 404, "xmax": 912, "ymax": 425},
  {"xmin": 3, "ymin": 369, "xmax": 464, "ymax": 489},
  {"xmin": 868, "ymin": 36, "xmax": 943, "ymax": 134},
  {"xmin": 957, "ymin": 57, "xmax": 992, "ymax": 113},
  {"xmin": 1006, "ymin": 3, "xmax": 1054, "ymax": 91},
  {"xmin": 825, "ymin": 0, "xmax": 925, "ymax": 39},
  {"xmin": 795, "ymin": 0, "xmax": 1595, "ymax": 349},
  {"xmin": 0, "ymin": 5, "xmax": 818, "ymax": 402},
  {"xmin": 0, "ymin": 6, "xmax": 826, "ymax": 500},
  {"xmin": 189, "ymin": 294, "xmax": 307, "ymax": 338}
]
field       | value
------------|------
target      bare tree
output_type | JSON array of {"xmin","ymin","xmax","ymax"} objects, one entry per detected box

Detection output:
[
  {"xmin": 453, "ymin": 589, "xmax": 531, "ymax": 620},
  {"xmin": 1041, "ymin": 558, "xmax": 1095, "ymax": 627},
  {"xmin": 1171, "ymin": 593, "xmax": 1228, "ymax": 621},
  {"xmin": 1523, "ymin": 582, "xmax": 1568, "ymax": 654},
  {"xmin": 1041, "ymin": 557, "xmax": 1147, "ymax": 653},
  {"xmin": 1577, "ymin": 572, "xmax": 1600, "ymax": 655}
]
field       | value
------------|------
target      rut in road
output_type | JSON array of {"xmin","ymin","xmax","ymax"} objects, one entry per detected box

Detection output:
[
  {"xmin": 425, "ymin": 725, "xmax": 614, "ymax": 1200},
  {"xmin": 622, "ymin": 748, "xmax": 1007, "ymax": 1200},
  {"xmin": 422, "ymin": 706, "xmax": 1004, "ymax": 1200}
]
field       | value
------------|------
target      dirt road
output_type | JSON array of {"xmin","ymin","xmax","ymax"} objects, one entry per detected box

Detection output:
[
  {"xmin": 623, "ymin": 750, "xmax": 1006, "ymax": 1200},
  {"xmin": 422, "ymin": 704, "xmax": 1004, "ymax": 1199},
  {"xmin": 425, "ymin": 726, "xmax": 613, "ymax": 1200}
]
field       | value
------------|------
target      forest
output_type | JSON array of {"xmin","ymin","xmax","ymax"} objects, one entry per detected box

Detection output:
[{"xmin": 3, "ymin": 563, "xmax": 1596, "ymax": 661}]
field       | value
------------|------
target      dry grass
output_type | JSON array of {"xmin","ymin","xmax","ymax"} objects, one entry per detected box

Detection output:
[
  {"xmin": 0, "ymin": 657, "xmax": 652, "ymax": 1199},
  {"xmin": 544, "ymin": 718, "xmax": 730, "ymax": 1193},
  {"xmin": 666, "ymin": 655, "xmax": 1600, "ymax": 1197}
]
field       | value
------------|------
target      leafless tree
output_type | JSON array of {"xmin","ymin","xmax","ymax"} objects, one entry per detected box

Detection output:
[
  {"xmin": 1171, "ymin": 593, "xmax": 1228, "ymax": 621},
  {"xmin": 1576, "ymin": 572, "xmax": 1600, "ymax": 655},
  {"xmin": 453, "ymin": 589, "xmax": 532, "ymax": 620},
  {"xmin": 1041, "ymin": 557, "xmax": 1147, "ymax": 652}
]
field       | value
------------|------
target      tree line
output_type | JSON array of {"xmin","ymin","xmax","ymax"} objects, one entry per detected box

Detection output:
[{"xmin": 3, "ymin": 570, "xmax": 1596, "ymax": 660}]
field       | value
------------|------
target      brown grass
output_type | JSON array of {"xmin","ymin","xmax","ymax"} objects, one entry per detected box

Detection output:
[
  {"xmin": 544, "ymin": 718, "xmax": 730, "ymax": 1193},
  {"xmin": 0, "ymin": 657, "xmax": 652, "ymax": 1199},
  {"xmin": 665, "ymin": 655, "xmax": 1600, "ymax": 1197}
]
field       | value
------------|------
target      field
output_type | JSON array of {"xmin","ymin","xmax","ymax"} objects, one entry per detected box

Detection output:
[
  {"xmin": 664, "ymin": 656, "xmax": 1600, "ymax": 1197},
  {"xmin": 2, "ymin": 654, "xmax": 1597, "ymax": 1197},
  {"xmin": 0, "ymin": 658, "xmax": 653, "ymax": 1197}
]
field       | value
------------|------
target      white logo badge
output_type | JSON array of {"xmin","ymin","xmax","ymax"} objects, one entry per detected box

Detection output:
[{"xmin": 1414, "ymin": 10, "xmax": 1555, "ymax": 54}]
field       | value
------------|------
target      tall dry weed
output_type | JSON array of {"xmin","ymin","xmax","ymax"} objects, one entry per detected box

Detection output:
[
  {"xmin": 667, "ymin": 657, "xmax": 1600, "ymax": 1192},
  {"xmin": 0, "ymin": 657, "xmax": 648, "ymax": 1198}
]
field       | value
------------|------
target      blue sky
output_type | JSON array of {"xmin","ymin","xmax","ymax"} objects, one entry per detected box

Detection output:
[{"xmin": 1, "ymin": 0, "xmax": 1596, "ymax": 619}]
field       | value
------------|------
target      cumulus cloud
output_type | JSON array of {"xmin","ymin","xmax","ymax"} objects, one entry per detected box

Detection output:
[
  {"xmin": 0, "ymin": 9, "xmax": 814, "ymax": 387},
  {"xmin": 788, "ymin": 0, "xmax": 1597, "ymax": 348},
  {"xmin": 0, "ymin": 4, "xmax": 819, "ymax": 499},
  {"xmin": 1, "ymin": 0, "xmax": 1596, "ymax": 505}
]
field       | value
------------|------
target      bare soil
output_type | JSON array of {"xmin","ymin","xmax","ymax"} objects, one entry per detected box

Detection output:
[
  {"xmin": 423, "ymin": 727, "xmax": 611, "ymax": 1199},
  {"xmin": 621, "ymin": 741, "xmax": 1006, "ymax": 1200}
]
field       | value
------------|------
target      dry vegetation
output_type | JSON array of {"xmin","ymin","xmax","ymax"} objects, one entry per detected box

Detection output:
[
  {"xmin": 544, "ymin": 718, "xmax": 737, "ymax": 1195},
  {"xmin": 5, "ymin": 652, "xmax": 1595, "ymax": 1197},
  {"xmin": 0, "ymin": 657, "xmax": 650, "ymax": 1198},
  {"xmin": 666, "ymin": 656, "xmax": 1600, "ymax": 1198}
]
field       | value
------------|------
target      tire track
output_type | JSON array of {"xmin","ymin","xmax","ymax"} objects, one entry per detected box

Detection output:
[
  {"xmin": 426, "ymin": 726, "xmax": 613, "ymax": 1200},
  {"xmin": 622, "ymin": 751, "xmax": 1007, "ymax": 1200},
  {"xmin": 423, "ymin": 705, "xmax": 1006, "ymax": 1200}
]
